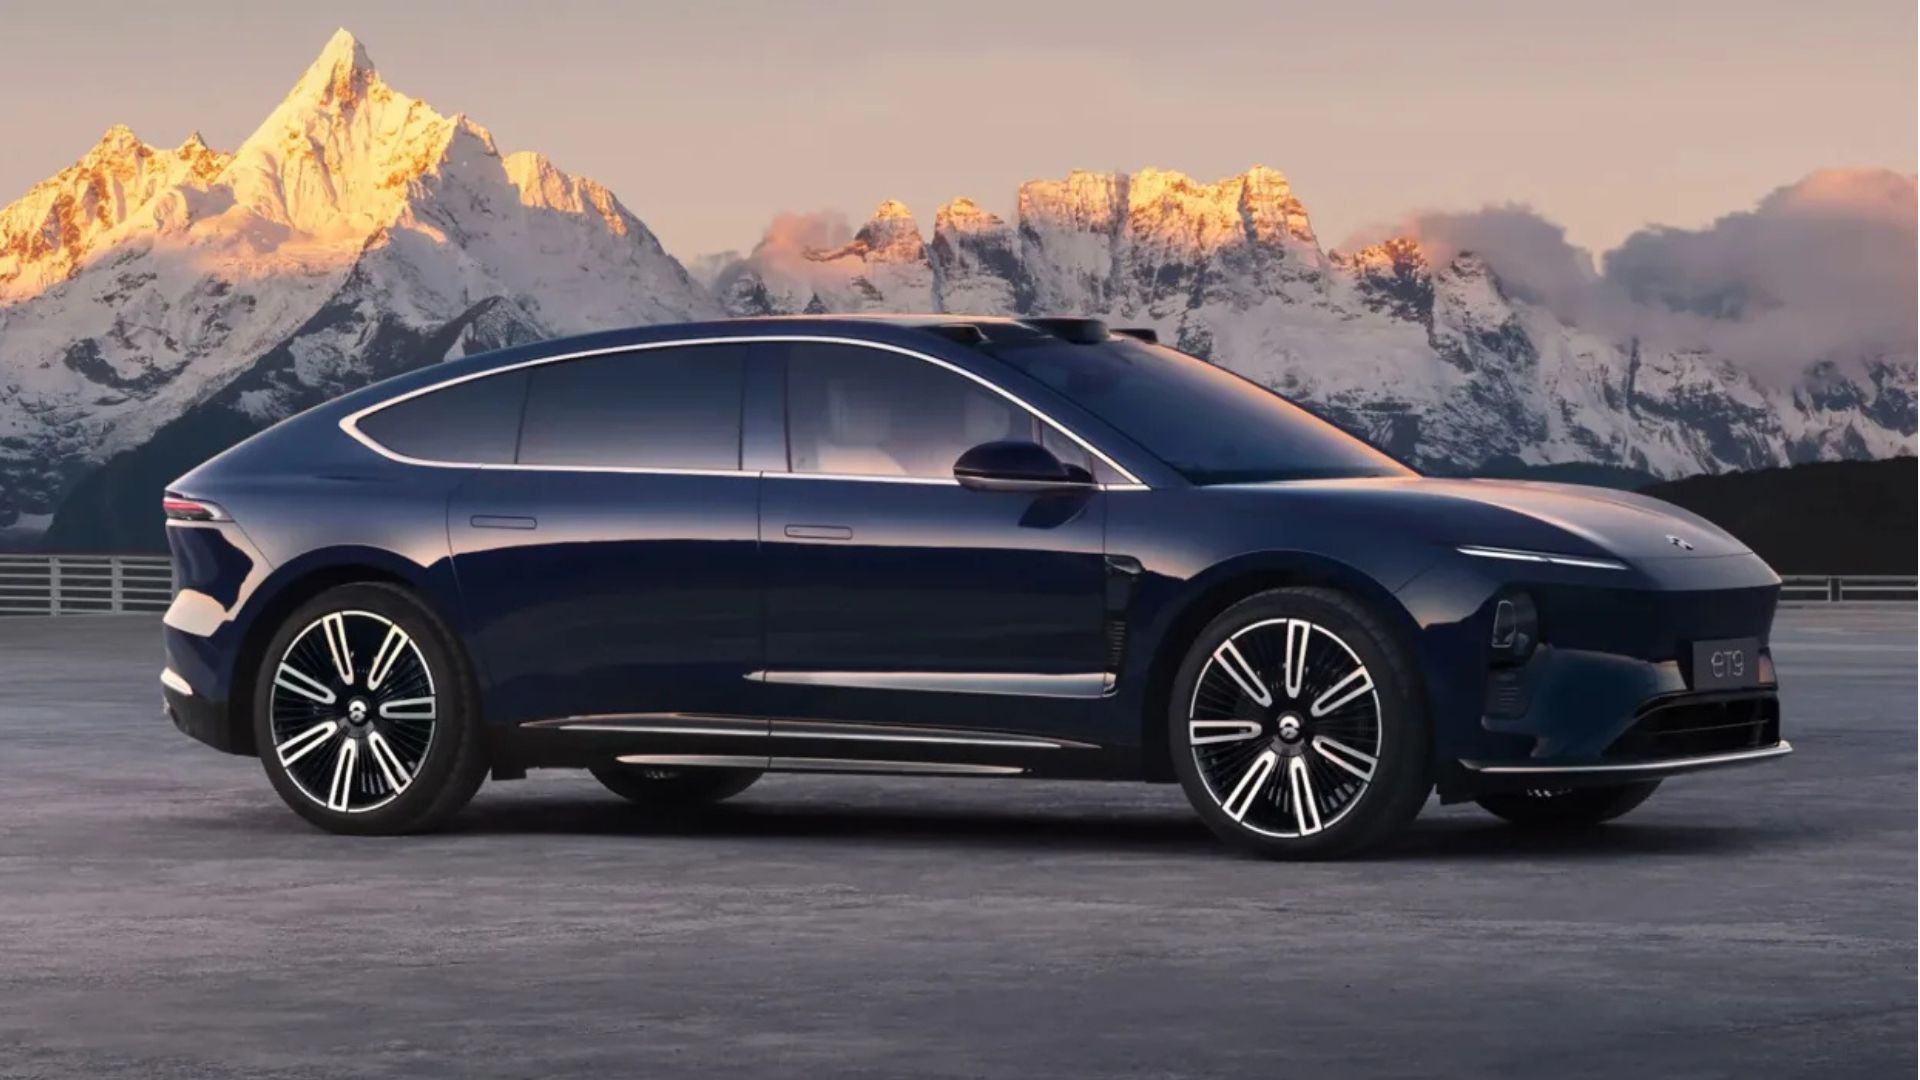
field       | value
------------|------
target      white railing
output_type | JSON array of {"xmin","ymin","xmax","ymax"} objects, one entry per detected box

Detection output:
[
  {"xmin": 0, "ymin": 554, "xmax": 175, "ymax": 615},
  {"xmin": 0, "ymin": 557, "xmax": 1910, "ymax": 616},
  {"xmin": 1778, "ymin": 575, "xmax": 1916, "ymax": 603}
]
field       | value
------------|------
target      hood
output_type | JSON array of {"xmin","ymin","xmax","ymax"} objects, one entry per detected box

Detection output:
[{"xmin": 1223, "ymin": 476, "xmax": 1750, "ymax": 560}]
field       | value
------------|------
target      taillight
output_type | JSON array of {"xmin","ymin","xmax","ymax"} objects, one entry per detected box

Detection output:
[{"xmin": 162, "ymin": 496, "xmax": 229, "ymax": 522}]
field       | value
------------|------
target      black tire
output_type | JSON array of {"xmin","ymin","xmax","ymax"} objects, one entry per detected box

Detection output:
[
  {"xmin": 1169, "ymin": 587, "xmax": 1431, "ymax": 859},
  {"xmin": 252, "ymin": 582, "xmax": 487, "ymax": 835},
  {"xmin": 1474, "ymin": 782, "xmax": 1660, "ymax": 829},
  {"xmin": 590, "ymin": 764, "xmax": 762, "ymax": 808}
]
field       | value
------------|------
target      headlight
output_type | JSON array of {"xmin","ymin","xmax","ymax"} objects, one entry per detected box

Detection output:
[{"xmin": 1456, "ymin": 545, "xmax": 1627, "ymax": 571}]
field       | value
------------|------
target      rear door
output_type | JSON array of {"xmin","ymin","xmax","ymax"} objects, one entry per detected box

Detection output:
[{"xmin": 448, "ymin": 341, "xmax": 765, "ymax": 733}]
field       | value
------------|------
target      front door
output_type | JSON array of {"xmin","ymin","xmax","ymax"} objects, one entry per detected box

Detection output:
[{"xmin": 757, "ymin": 341, "xmax": 1111, "ymax": 751}]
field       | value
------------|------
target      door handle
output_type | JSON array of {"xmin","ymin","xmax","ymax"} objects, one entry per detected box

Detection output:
[
  {"xmin": 784, "ymin": 524, "xmax": 853, "ymax": 541},
  {"xmin": 471, "ymin": 515, "xmax": 538, "ymax": 531}
]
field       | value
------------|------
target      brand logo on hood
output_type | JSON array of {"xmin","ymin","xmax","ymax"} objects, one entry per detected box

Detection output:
[{"xmin": 1665, "ymin": 534, "xmax": 1695, "ymax": 551}]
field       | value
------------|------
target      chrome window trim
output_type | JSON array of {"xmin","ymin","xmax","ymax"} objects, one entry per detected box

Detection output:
[{"xmin": 338, "ymin": 334, "xmax": 1149, "ymax": 488}]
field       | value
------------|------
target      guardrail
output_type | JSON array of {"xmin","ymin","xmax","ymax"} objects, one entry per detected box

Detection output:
[
  {"xmin": 1779, "ymin": 575, "xmax": 1916, "ymax": 603},
  {"xmin": 0, "ymin": 557, "xmax": 1911, "ymax": 616},
  {"xmin": 0, "ymin": 554, "xmax": 174, "ymax": 615}
]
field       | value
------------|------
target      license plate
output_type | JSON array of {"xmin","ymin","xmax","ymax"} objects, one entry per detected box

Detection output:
[{"xmin": 1691, "ymin": 637, "xmax": 1760, "ymax": 690}]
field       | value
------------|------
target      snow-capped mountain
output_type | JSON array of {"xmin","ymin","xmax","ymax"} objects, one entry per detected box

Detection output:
[
  {"xmin": 0, "ymin": 30, "xmax": 714, "ymax": 545},
  {"xmin": 1, "ymin": 31, "xmax": 1911, "ymax": 549},
  {"xmin": 713, "ymin": 168, "xmax": 1914, "ymax": 478}
]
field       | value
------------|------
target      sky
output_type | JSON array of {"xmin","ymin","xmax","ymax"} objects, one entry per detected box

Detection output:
[{"xmin": 0, "ymin": 0, "xmax": 1912, "ymax": 261}]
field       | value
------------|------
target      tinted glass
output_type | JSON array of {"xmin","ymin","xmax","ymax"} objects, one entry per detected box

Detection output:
[
  {"xmin": 786, "ymin": 344, "xmax": 1036, "ymax": 479},
  {"xmin": 518, "ymin": 345, "xmax": 745, "ymax": 470},
  {"xmin": 1037, "ymin": 424, "xmax": 1127, "ymax": 485},
  {"xmin": 358, "ymin": 371, "xmax": 527, "ymax": 464},
  {"xmin": 992, "ymin": 337, "xmax": 1414, "ymax": 484}
]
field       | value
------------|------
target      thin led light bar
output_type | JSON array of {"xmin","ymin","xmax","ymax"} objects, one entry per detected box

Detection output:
[{"xmin": 1456, "ymin": 545, "xmax": 1628, "ymax": 571}]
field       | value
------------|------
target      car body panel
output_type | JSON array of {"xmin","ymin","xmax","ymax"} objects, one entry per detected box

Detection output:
[
  {"xmin": 758, "ymin": 475, "xmax": 1109, "ymax": 743},
  {"xmin": 449, "ymin": 468, "xmax": 763, "ymax": 728},
  {"xmin": 159, "ymin": 316, "xmax": 1785, "ymax": 796}
]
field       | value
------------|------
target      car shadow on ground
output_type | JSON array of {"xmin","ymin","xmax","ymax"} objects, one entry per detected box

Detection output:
[{"xmin": 390, "ymin": 794, "xmax": 1803, "ymax": 862}]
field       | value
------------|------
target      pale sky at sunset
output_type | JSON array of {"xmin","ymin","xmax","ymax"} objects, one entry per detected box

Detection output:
[{"xmin": 2, "ymin": 0, "xmax": 1912, "ymax": 261}]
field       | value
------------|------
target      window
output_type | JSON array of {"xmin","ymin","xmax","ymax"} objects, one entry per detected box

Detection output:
[
  {"xmin": 990, "ymin": 337, "xmax": 1414, "ymax": 484},
  {"xmin": 357, "ymin": 371, "xmax": 528, "ymax": 464},
  {"xmin": 786, "ymin": 344, "xmax": 1034, "ymax": 479},
  {"xmin": 517, "ymin": 345, "xmax": 745, "ymax": 470},
  {"xmin": 1039, "ymin": 423, "xmax": 1126, "ymax": 485}
]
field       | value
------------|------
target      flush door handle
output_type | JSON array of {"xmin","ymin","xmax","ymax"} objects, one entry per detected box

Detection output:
[
  {"xmin": 471, "ymin": 515, "xmax": 538, "ymax": 531},
  {"xmin": 784, "ymin": 524, "xmax": 853, "ymax": 541}
]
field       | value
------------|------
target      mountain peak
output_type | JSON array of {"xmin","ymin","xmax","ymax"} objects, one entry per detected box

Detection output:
[
  {"xmin": 935, "ymin": 197, "xmax": 1003, "ymax": 231},
  {"xmin": 85, "ymin": 124, "xmax": 148, "ymax": 163},
  {"xmin": 284, "ymin": 28, "xmax": 380, "ymax": 112},
  {"xmin": 315, "ymin": 28, "xmax": 373, "ymax": 75},
  {"xmin": 841, "ymin": 200, "xmax": 925, "ymax": 263}
]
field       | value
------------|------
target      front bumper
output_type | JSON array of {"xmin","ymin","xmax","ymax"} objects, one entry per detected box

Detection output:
[
  {"xmin": 1463, "ymin": 739, "xmax": 1791, "ymax": 788},
  {"xmin": 1398, "ymin": 550, "xmax": 1790, "ymax": 799},
  {"xmin": 1445, "ymin": 652, "xmax": 1788, "ymax": 795}
]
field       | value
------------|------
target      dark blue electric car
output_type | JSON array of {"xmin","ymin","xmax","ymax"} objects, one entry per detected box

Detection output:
[{"xmin": 159, "ymin": 316, "xmax": 1789, "ymax": 857}]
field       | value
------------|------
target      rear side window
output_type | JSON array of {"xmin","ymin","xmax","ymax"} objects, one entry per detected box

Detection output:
[
  {"xmin": 518, "ymin": 345, "xmax": 746, "ymax": 470},
  {"xmin": 357, "ymin": 371, "xmax": 527, "ymax": 464}
]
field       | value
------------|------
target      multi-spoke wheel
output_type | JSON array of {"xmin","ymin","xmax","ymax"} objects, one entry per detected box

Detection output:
[
  {"xmin": 252, "ymin": 583, "xmax": 486, "ymax": 834},
  {"xmin": 590, "ymin": 764, "xmax": 762, "ymax": 809},
  {"xmin": 1475, "ymin": 781, "xmax": 1660, "ymax": 829},
  {"xmin": 1170, "ymin": 587, "xmax": 1431, "ymax": 859}
]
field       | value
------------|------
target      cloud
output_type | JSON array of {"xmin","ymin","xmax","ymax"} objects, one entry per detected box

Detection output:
[
  {"xmin": 1363, "ymin": 202, "xmax": 1612, "ymax": 326},
  {"xmin": 1603, "ymin": 169, "xmax": 1915, "ymax": 374},
  {"xmin": 1351, "ymin": 168, "xmax": 1917, "ymax": 380},
  {"xmin": 707, "ymin": 209, "xmax": 853, "ymax": 295},
  {"xmin": 749, "ymin": 210, "xmax": 852, "ymax": 260}
]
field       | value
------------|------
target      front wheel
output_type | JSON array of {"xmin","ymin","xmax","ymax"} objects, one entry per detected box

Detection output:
[
  {"xmin": 252, "ymin": 583, "xmax": 487, "ymax": 835},
  {"xmin": 1169, "ymin": 587, "xmax": 1432, "ymax": 860},
  {"xmin": 1474, "ymin": 782, "xmax": 1660, "ymax": 828}
]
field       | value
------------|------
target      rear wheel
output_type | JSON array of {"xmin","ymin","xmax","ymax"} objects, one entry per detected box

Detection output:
[
  {"xmin": 590, "ymin": 764, "xmax": 762, "ymax": 808},
  {"xmin": 1169, "ymin": 587, "xmax": 1431, "ymax": 859},
  {"xmin": 253, "ymin": 583, "xmax": 486, "ymax": 835},
  {"xmin": 1474, "ymin": 782, "xmax": 1660, "ymax": 828}
]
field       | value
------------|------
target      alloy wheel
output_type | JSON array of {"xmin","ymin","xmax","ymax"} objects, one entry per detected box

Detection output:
[
  {"xmin": 1187, "ymin": 617, "xmax": 1383, "ymax": 838},
  {"xmin": 268, "ymin": 609, "xmax": 438, "ymax": 814}
]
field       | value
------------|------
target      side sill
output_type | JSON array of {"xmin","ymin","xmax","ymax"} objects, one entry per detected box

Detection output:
[{"xmin": 614, "ymin": 754, "xmax": 1024, "ymax": 777}]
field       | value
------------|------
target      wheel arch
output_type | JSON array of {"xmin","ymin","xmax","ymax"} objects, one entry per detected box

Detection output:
[
  {"xmin": 1133, "ymin": 552, "xmax": 1427, "ymax": 782},
  {"xmin": 222, "ymin": 549, "xmax": 449, "ymax": 756}
]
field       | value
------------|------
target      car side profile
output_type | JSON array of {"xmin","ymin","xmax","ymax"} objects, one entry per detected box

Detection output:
[{"xmin": 159, "ymin": 316, "xmax": 1790, "ymax": 858}]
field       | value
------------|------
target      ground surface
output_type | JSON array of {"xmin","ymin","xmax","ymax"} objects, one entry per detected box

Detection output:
[{"xmin": 1, "ymin": 606, "xmax": 1913, "ymax": 1079}]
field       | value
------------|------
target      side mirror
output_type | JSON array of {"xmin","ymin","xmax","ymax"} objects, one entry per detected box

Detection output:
[{"xmin": 953, "ymin": 440, "xmax": 1094, "ymax": 493}]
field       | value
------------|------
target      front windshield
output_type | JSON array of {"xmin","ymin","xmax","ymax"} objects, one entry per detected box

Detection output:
[{"xmin": 988, "ymin": 337, "xmax": 1415, "ymax": 484}]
